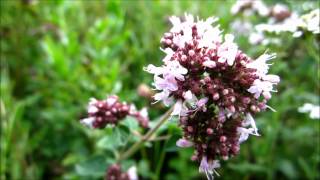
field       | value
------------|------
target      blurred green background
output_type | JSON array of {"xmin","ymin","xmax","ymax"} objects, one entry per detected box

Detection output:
[{"xmin": 0, "ymin": 0, "xmax": 319, "ymax": 180}]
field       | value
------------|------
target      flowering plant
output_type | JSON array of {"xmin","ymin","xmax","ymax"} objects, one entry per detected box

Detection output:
[{"xmin": 80, "ymin": 13, "xmax": 280, "ymax": 180}]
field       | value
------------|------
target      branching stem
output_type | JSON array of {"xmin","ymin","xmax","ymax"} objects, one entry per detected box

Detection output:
[{"xmin": 117, "ymin": 107, "xmax": 173, "ymax": 162}]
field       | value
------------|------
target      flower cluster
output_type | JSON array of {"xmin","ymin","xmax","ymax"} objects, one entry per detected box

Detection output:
[
  {"xmin": 231, "ymin": 0, "xmax": 269, "ymax": 17},
  {"xmin": 145, "ymin": 14, "xmax": 280, "ymax": 179},
  {"xmin": 81, "ymin": 95, "xmax": 149, "ymax": 129},
  {"xmin": 105, "ymin": 164, "xmax": 137, "ymax": 180},
  {"xmin": 254, "ymin": 8, "xmax": 320, "ymax": 38},
  {"xmin": 230, "ymin": 1, "xmax": 320, "ymax": 45}
]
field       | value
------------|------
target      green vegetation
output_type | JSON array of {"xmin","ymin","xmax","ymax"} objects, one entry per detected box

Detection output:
[{"xmin": 1, "ymin": 0, "xmax": 319, "ymax": 179}]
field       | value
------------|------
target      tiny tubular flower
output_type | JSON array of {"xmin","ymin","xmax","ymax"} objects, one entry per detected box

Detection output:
[
  {"xmin": 199, "ymin": 156, "xmax": 220, "ymax": 180},
  {"xmin": 176, "ymin": 138, "xmax": 194, "ymax": 147}
]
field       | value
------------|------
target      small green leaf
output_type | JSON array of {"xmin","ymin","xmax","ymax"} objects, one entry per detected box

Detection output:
[{"xmin": 75, "ymin": 155, "xmax": 109, "ymax": 177}]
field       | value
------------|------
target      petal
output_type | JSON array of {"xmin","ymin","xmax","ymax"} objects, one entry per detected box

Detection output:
[
  {"xmin": 197, "ymin": 97, "xmax": 209, "ymax": 107},
  {"xmin": 171, "ymin": 100, "xmax": 183, "ymax": 116},
  {"xmin": 88, "ymin": 105, "xmax": 98, "ymax": 114},
  {"xmin": 183, "ymin": 90, "xmax": 193, "ymax": 100},
  {"xmin": 80, "ymin": 117, "xmax": 95, "ymax": 128},
  {"xmin": 127, "ymin": 166, "xmax": 138, "ymax": 180},
  {"xmin": 203, "ymin": 60, "xmax": 216, "ymax": 68},
  {"xmin": 143, "ymin": 64, "xmax": 163, "ymax": 75},
  {"xmin": 176, "ymin": 138, "xmax": 193, "ymax": 147}
]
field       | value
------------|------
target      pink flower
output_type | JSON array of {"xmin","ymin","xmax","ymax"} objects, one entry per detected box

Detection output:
[
  {"xmin": 176, "ymin": 138, "xmax": 194, "ymax": 147},
  {"xmin": 153, "ymin": 76, "xmax": 178, "ymax": 91},
  {"xmin": 153, "ymin": 90, "xmax": 173, "ymax": 106}
]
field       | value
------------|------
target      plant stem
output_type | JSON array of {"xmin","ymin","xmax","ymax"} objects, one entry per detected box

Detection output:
[{"xmin": 117, "ymin": 107, "xmax": 173, "ymax": 162}]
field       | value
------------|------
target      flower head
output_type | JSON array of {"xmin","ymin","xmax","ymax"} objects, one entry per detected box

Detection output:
[
  {"xmin": 80, "ymin": 95, "xmax": 149, "ymax": 129},
  {"xmin": 145, "ymin": 13, "xmax": 280, "ymax": 179},
  {"xmin": 105, "ymin": 164, "xmax": 138, "ymax": 180}
]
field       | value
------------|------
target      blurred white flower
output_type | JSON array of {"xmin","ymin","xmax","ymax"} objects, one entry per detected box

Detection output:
[
  {"xmin": 300, "ymin": 9, "xmax": 320, "ymax": 34},
  {"xmin": 249, "ymin": 32, "xmax": 264, "ymax": 45},
  {"xmin": 230, "ymin": 20, "xmax": 253, "ymax": 36},
  {"xmin": 80, "ymin": 117, "xmax": 95, "ymax": 128},
  {"xmin": 298, "ymin": 103, "xmax": 320, "ymax": 119},
  {"xmin": 231, "ymin": 0, "xmax": 269, "ymax": 16},
  {"xmin": 127, "ymin": 166, "xmax": 138, "ymax": 180}
]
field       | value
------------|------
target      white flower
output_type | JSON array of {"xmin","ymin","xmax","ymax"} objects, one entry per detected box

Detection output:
[
  {"xmin": 230, "ymin": 20, "xmax": 253, "ymax": 36},
  {"xmin": 217, "ymin": 34, "xmax": 238, "ymax": 66},
  {"xmin": 160, "ymin": 48, "xmax": 175, "ymax": 63},
  {"xmin": 171, "ymin": 90, "xmax": 210, "ymax": 117},
  {"xmin": 127, "ymin": 166, "xmax": 138, "ymax": 180},
  {"xmin": 164, "ymin": 60, "xmax": 188, "ymax": 81},
  {"xmin": 199, "ymin": 156, "xmax": 220, "ymax": 180},
  {"xmin": 246, "ymin": 53, "xmax": 280, "ymax": 99},
  {"xmin": 87, "ymin": 98, "xmax": 98, "ymax": 113},
  {"xmin": 252, "ymin": 0, "xmax": 269, "ymax": 16},
  {"xmin": 176, "ymin": 138, "xmax": 194, "ymax": 147},
  {"xmin": 237, "ymin": 127, "xmax": 258, "ymax": 143},
  {"xmin": 298, "ymin": 103, "xmax": 320, "ymax": 119},
  {"xmin": 143, "ymin": 64, "xmax": 164, "ymax": 76},
  {"xmin": 300, "ymin": 9, "xmax": 320, "ymax": 34},
  {"xmin": 106, "ymin": 96, "xmax": 118, "ymax": 107},
  {"xmin": 231, "ymin": 0, "xmax": 252, "ymax": 15},
  {"xmin": 263, "ymin": 74, "xmax": 280, "ymax": 83},
  {"xmin": 183, "ymin": 90, "xmax": 193, "ymax": 100},
  {"xmin": 249, "ymin": 32, "xmax": 264, "ymax": 45},
  {"xmin": 248, "ymin": 79, "xmax": 275, "ymax": 99},
  {"xmin": 139, "ymin": 107, "xmax": 148, "ymax": 119},
  {"xmin": 153, "ymin": 90, "xmax": 173, "ymax": 106},
  {"xmin": 246, "ymin": 53, "xmax": 276, "ymax": 77},
  {"xmin": 171, "ymin": 100, "xmax": 189, "ymax": 117},
  {"xmin": 144, "ymin": 60, "xmax": 188, "ymax": 107},
  {"xmin": 237, "ymin": 113, "xmax": 260, "ymax": 143},
  {"xmin": 243, "ymin": 113, "xmax": 259, "ymax": 135},
  {"xmin": 80, "ymin": 117, "xmax": 95, "ymax": 128},
  {"xmin": 169, "ymin": 16, "xmax": 182, "ymax": 33},
  {"xmin": 231, "ymin": 0, "xmax": 269, "ymax": 17}
]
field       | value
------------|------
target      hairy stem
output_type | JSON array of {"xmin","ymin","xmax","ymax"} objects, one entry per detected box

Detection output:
[{"xmin": 117, "ymin": 107, "xmax": 173, "ymax": 162}]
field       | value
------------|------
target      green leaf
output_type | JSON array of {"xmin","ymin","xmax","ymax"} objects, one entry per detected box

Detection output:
[
  {"xmin": 75, "ymin": 155, "xmax": 110, "ymax": 177},
  {"xmin": 96, "ymin": 125, "xmax": 130, "ymax": 151}
]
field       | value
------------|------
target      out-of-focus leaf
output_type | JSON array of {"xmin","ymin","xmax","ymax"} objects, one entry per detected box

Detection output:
[{"xmin": 75, "ymin": 155, "xmax": 110, "ymax": 177}]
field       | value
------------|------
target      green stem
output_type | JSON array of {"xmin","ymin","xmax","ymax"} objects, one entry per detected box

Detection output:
[
  {"xmin": 154, "ymin": 136, "xmax": 170, "ymax": 180},
  {"xmin": 117, "ymin": 107, "xmax": 173, "ymax": 162}
]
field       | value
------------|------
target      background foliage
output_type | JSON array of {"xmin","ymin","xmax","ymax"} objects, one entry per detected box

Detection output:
[{"xmin": 1, "ymin": 0, "xmax": 319, "ymax": 180}]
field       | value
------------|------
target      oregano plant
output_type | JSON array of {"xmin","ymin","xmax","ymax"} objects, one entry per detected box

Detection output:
[{"xmin": 80, "ymin": 13, "xmax": 280, "ymax": 180}]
